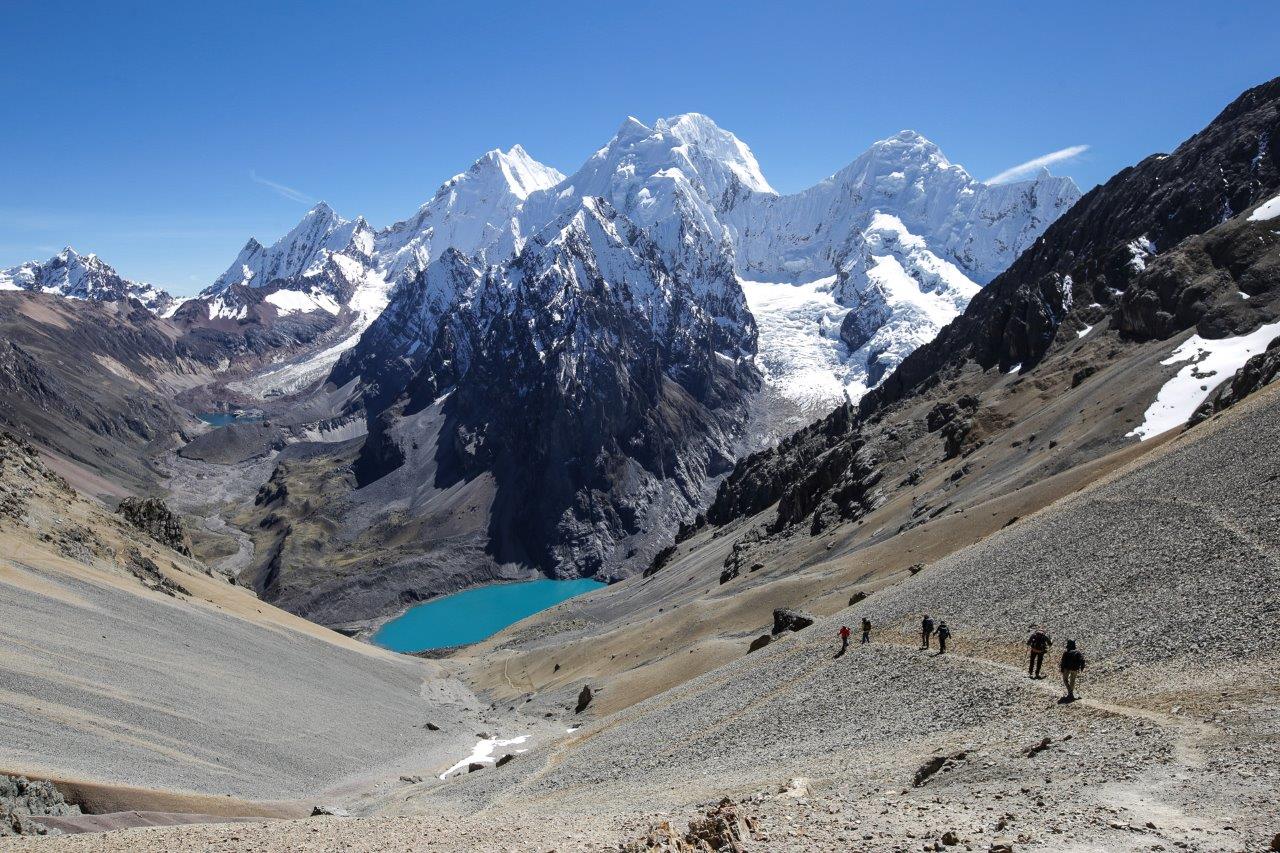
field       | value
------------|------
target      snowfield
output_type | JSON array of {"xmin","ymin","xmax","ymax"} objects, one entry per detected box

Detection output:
[
  {"xmin": 264, "ymin": 289, "xmax": 340, "ymax": 316},
  {"xmin": 439, "ymin": 735, "xmax": 530, "ymax": 779}
]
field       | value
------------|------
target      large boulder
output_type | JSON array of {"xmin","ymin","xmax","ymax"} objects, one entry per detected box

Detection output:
[
  {"xmin": 575, "ymin": 684, "xmax": 594, "ymax": 714},
  {"xmin": 772, "ymin": 608, "xmax": 815, "ymax": 635}
]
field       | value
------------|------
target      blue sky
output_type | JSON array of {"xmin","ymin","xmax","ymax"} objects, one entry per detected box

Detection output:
[{"xmin": 3, "ymin": 1, "xmax": 1277, "ymax": 295}]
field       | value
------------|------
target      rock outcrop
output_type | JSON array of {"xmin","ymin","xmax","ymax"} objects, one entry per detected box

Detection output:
[
  {"xmin": 772, "ymin": 608, "xmax": 815, "ymax": 635},
  {"xmin": 116, "ymin": 497, "xmax": 191, "ymax": 556},
  {"xmin": 575, "ymin": 685, "xmax": 594, "ymax": 714},
  {"xmin": 0, "ymin": 775, "xmax": 80, "ymax": 837}
]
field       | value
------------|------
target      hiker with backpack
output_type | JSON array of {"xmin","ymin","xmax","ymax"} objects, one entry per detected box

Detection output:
[
  {"xmin": 936, "ymin": 620, "xmax": 951, "ymax": 654},
  {"xmin": 1060, "ymin": 639, "xmax": 1086, "ymax": 701},
  {"xmin": 860, "ymin": 617, "xmax": 872, "ymax": 645},
  {"xmin": 1027, "ymin": 625, "xmax": 1053, "ymax": 679},
  {"xmin": 920, "ymin": 614, "xmax": 935, "ymax": 650},
  {"xmin": 837, "ymin": 624, "xmax": 851, "ymax": 656}
]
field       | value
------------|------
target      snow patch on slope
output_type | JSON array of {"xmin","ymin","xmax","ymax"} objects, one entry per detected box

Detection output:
[
  {"xmin": 264, "ymin": 289, "xmax": 340, "ymax": 316},
  {"xmin": 1128, "ymin": 320, "xmax": 1280, "ymax": 440},
  {"xmin": 439, "ymin": 735, "xmax": 530, "ymax": 779},
  {"xmin": 1247, "ymin": 192, "xmax": 1280, "ymax": 222}
]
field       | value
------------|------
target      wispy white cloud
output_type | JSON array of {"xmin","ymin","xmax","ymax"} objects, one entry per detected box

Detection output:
[
  {"xmin": 250, "ymin": 170, "xmax": 313, "ymax": 203},
  {"xmin": 986, "ymin": 145, "xmax": 1090, "ymax": 184}
]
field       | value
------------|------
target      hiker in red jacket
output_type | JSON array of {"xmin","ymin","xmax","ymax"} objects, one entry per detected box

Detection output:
[{"xmin": 838, "ymin": 625, "xmax": 851, "ymax": 656}]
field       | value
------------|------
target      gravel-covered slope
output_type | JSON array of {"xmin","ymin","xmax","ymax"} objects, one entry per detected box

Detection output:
[
  {"xmin": 429, "ymin": 381, "xmax": 1280, "ymax": 849},
  {"xmin": 852, "ymin": 382, "xmax": 1280, "ymax": 671},
  {"xmin": 0, "ymin": 432, "xmax": 487, "ymax": 804},
  {"xmin": 28, "ymin": 374, "xmax": 1278, "ymax": 852}
]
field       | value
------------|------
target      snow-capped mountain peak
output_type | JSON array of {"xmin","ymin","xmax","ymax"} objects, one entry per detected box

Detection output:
[
  {"xmin": 205, "ymin": 202, "xmax": 374, "ymax": 295},
  {"xmin": 654, "ymin": 112, "xmax": 776, "ymax": 195},
  {"xmin": 479, "ymin": 145, "xmax": 565, "ymax": 200},
  {"xmin": 0, "ymin": 247, "xmax": 174, "ymax": 313},
  {"xmin": 373, "ymin": 146, "xmax": 564, "ymax": 288},
  {"xmin": 565, "ymin": 113, "xmax": 773, "ymax": 206}
]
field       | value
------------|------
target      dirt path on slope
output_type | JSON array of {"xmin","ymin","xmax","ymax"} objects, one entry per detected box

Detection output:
[{"xmin": 872, "ymin": 639, "xmax": 1221, "ymax": 767}]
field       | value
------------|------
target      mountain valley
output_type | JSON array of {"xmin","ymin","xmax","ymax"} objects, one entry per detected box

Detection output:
[{"xmin": 1, "ymin": 73, "xmax": 1278, "ymax": 852}]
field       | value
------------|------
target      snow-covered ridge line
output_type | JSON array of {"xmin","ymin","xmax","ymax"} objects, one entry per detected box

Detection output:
[{"xmin": 0, "ymin": 247, "xmax": 174, "ymax": 313}]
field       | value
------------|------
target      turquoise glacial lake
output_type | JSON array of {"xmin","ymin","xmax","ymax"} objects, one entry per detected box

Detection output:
[
  {"xmin": 372, "ymin": 578, "xmax": 606, "ymax": 653},
  {"xmin": 197, "ymin": 412, "xmax": 263, "ymax": 427}
]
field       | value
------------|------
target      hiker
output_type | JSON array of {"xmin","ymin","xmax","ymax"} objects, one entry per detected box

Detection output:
[
  {"xmin": 1026, "ymin": 625, "xmax": 1053, "ymax": 679},
  {"xmin": 860, "ymin": 617, "xmax": 872, "ymax": 645},
  {"xmin": 936, "ymin": 620, "xmax": 951, "ymax": 654},
  {"xmin": 920, "ymin": 614, "xmax": 935, "ymax": 649},
  {"xmin": 838, "ymin": 624, "xmax": 851, "ymax": 655},
  {"xmin": 1060, "ymin": 639, "xmax": 1086, "ymax": 701}
]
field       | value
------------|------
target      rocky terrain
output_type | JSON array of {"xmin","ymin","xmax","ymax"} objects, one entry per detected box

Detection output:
[
  {"xmin": 0, "ymin": 776, "xmax": 80, "ymax": 837},
  {"xmin": 0, "ymin": 294, "xmax": 207, "ymax": 492},
  {"xmin": 0, "ymin": 430, "xmax": 519, "ymax": 824},
  {"xmin": 1, "ymin": 76, "xmax": 1278, "ymax": 853},
  {"xmin": 5, "ymin": 379, "xmax": 1276, "ymax": 851}
]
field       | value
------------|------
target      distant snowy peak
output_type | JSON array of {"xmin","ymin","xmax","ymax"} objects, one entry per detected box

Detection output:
[
  {"xmin": 653, "ymin": 113, "xmax": 776, "ymax": 196},
  {"xmin": 526, "ymin": 113, "xmax": 773, "ymax": 240},
  {"xmin": 206, "ymin": 202, "xmax": 376, "ymax": 296},
  {"xmin": 836, "ymin": 213, "xmax": 980, "ymax": 388},
  {"xmin": 0, "ymin": 247, "xmax": 174, "ymax": 313},
  {"xmin": 485, "ymin": 144, "xmax": 565, "ymax": 200},
  {"xmin": 727, "ymin": 129, "xmax": 1081, "ymax": 285},
  {"xmin": 375, "ymin": 146, "xmax": 563, "ymax": 287}
]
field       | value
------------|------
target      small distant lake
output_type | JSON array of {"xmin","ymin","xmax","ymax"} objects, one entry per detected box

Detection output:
[
  {"xmin": 373, "ymin": 578, "xmax": 606, "ymax": 653},
  {"xmin": 197, "ymin": 412, "xmax": 263, "ymax": 427}
]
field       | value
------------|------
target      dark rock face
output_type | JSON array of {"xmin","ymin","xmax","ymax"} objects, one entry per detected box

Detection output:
[
  {"xmin": 772, "ymin": 608, "xmax": 815, "ymax": 635},
  {"xmin": 116, "ymin": 497, "xmax": 191, "ymax": 556},
  {"xmin": 124, "ymin": 548, "xmax": 190, "ymax": 597},
  {"xmin": 338, "ymin": 200, "xmax": 760, "ymax": 584},
  {"xmin": 707, "ymin": 403, "xmax": 883, "ymax": 537},
  {"xmin": 707, "ymin": 403, "xmax": 859, "ymax": 526},
  {"xmin": 331, "ymin": 249, "xmax": 483, "ymax": 416},
  {"xmin": 925, "ymin": 395, "xmax": 979, "ymax": 459},
  {"xmin": 575, "ymin": 684, "xmax": 594, "ymax": 714},
  {"xmin": 865, "ymin": 76, "xmax": 1280, "ymax": 415},
  {"xmin": 1119, "ymin": 197, "xmax": 1280, "ymax": 343},
  {"xmin": 1190, "ymin": 336, "xmax": 1280, "ymax": 425},
  {"xmin": 170, "ymin": 283, "xmax": 341, "ymax": 363}
]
